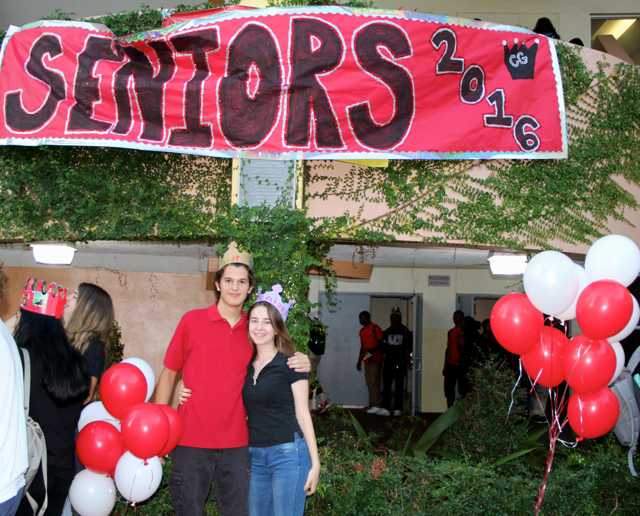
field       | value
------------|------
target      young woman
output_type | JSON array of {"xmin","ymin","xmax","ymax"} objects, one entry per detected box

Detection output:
[
  {"xmin": 180, "ymin": 285, "xmax": 320, "ymax": 515},
  {"xmin": 65, "ymin": 283, "xmax": 114, "ymax": 402},
  {"xmin": 14, "ymin": 279, "xmax": 89, "ymax": 516}
]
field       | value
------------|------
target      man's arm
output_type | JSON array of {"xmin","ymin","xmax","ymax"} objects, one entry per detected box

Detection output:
[
  {"xmin": 153, "ymin": 367, "xmax": 179, "ymax": 405},
  {"xmin": 287, "ymin": 352, "xmax": 311, "ymax": 373}
]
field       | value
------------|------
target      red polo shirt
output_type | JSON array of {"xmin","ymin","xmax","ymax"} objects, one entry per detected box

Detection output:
[{"xmin": 164, "ymin": 304, "xmax": 253, "ymax": 449}]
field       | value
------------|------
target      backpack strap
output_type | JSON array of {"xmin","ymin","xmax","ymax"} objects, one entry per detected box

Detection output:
[
  {"xmin": 627, "ymin": 345, "xmax": 640, "ymax": 374},
  {"xmin": 20, "ymin": 348, "xmax": 48, "ymax": 516},
  {"xmin": 21, "ymin": 348, "xmax": 31, "ymax": 415}
]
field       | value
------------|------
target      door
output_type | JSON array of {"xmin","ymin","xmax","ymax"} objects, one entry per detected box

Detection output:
[{"xmin": 318, "ymin": 292, "xmax": 370, "ymax": 406}]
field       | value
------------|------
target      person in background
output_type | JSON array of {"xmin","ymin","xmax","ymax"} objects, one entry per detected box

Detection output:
[
  {"xmin": 459, "ymin": 316, "xmax": 482, "ymax": 396},
  {"xmin": 381, "ymin": 308, "xmax": 412, "ymax": 416},
  {"xmin": 15, "ymin": 279, "xmax": 89, "ymax": 516},
  {"xmin": 356, "ymin": 311, "xmax": 387, "ymax": 416},
  {"xmin": 443, "ymin": 310, "xmax": 464, "ymax": 408},
  {"xmin": 0, "ymin": 320, "xmax": 28, "ymax": 516},
  {"xmin": 533, "ymin": 17, "xmax": 561, "ymax": 39},
  {"xmin": 65, "ymin": 283, "xmax": 114, "ymax": 402}
]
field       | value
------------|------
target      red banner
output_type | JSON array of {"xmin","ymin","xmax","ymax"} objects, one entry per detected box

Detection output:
[{"xmin": 0, "ymin": 8, "xmax": 567, "ymax": 159}]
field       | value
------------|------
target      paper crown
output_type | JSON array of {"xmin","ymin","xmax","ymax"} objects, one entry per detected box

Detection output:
[
  {"xmin": 219, "ymin": 241, "xmax": 253, "ymax": 269},
  {"xmin": 256, "ymin": 284, "xmax": 295, "ymax": 321},
  {"xmin": 20, "ymin": 278, "xmax": 67, "ymax": 319}
]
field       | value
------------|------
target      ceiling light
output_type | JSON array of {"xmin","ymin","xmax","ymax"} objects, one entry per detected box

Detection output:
[
  {"xmin": 31, "ymin": 244, "xmax": 77, "ymax": 265},
  {"xmin": 488, "ymin": 253, "xmax": 527, "ymax": 276}
]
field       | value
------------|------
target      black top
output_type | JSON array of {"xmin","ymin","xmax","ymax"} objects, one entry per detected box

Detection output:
[
  {"xmin": 20, "ymin": 348, "xmax": 84, "ymax": 470},
  {"xmin": 382, "ymin": 324, "xmax": 412, "ymax": 362},
  {"xmin": 242, "ymin": 352, "xmax": 308, "ymax": 447},
  {"xmin": 82, "ymin": 336, "xmax": 106, "ymax": 380}
]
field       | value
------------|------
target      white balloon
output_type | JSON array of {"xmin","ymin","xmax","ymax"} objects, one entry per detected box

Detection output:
[
  {"xmin": 556, "ymin": 265, "xmax": 590, "ymax": 321},
  {"xmin": 585, "ymin": 234, "xmax": 640, "ymax": 287},
  {"xmin": 78, "ymin": 401, "xmax": 121, "ymax": 432},
  {"xmin": 115, "ymin": 452, "xmax": 162, "ymax": 503},
  {"xmin": 609, "ymin": 341, "xmax": 626, "ymax": 385},
  {"xmin": 122, "ymin": 357, "xmax": 155, "ymax": 401},
  {"xmin": 608, "ymin": 296, "xmax": 640, "ymax": 343},
  {"xmin": 69, "ymin": 470, "xmax": 117, "ymax": 516},
  {"xmin": 523, "ymin": 251, "xmax": 579, "ymax": 316}
]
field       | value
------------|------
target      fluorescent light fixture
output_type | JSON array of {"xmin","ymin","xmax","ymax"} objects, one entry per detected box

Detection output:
[
  {"xmin": 488, "ymin": 253, "xmax": 527, "ymax": 276},
  {"xmin": 31, "ymin": 244, "xmax": 77, "ymax": 265}
]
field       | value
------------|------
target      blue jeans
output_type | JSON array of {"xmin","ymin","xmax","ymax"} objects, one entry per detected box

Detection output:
[
  {"xmin": 0, "ymin": 486, "xmax": 24, "ymax": 516},
  {"xmin": 249, "ymin": 434, "xmax": 311, "ymax": 516}
]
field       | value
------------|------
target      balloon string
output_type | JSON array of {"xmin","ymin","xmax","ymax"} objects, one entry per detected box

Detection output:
[{"xmin": 507, "ymin": 359, "xmax": 523, "ymax": 419}]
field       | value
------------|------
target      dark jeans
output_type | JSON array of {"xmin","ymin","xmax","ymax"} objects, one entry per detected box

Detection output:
[
  {"xmin": 170, "ymin": 445, "xmax": 250, "ymax": 516},
  {"xmin": 443, "ymin": 364, "xmax": 460, "ymax": 408},
  {"xmin": 0, "ymin": 487, "xmax": 24, "ymax": 516},
  {"xmin": 17, "ymin": 463, "xmax": 74, "ymax": 516},
  {"xmin": 383, "ymin": 358, "xmax": 407, "ymax": 411}
]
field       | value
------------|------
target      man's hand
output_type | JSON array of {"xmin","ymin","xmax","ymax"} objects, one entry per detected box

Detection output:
[
  {"xmin": 288, "ymin": 352, "xmax": 311, "ymax": 373},
  {"xmin": 356, "ymin": 361, "xmax": 362, "ymax": 371}
]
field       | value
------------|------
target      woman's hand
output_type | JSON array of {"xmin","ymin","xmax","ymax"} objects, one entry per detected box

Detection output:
[
  {"xmin": 304, "ymin": 465, "xmax": 320, "ymax": 495},
  {"xmin": 177, "ymin": 383, "xmax": 192, "ymax": 405}
]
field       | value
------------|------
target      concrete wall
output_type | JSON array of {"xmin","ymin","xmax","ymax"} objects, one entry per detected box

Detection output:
[
  {"xmin": 1, "ymin": 266, "xmax": 214, "ymax": 386},
  {"xmin": 310, "ymin": 266, "xmax": 519, "ymax": 413}
]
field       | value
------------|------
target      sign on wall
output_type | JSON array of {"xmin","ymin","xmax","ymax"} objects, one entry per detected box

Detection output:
[{"xmin": 0, "ymin": 7, "xmax": 567, "ymax": 160}]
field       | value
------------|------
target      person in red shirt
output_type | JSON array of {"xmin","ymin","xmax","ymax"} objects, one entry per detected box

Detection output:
[
  {"xmin": 443, "ymin": 310, "xmax": 465, "ymax": 408},
  {"xmin": 153, "ymin": 243, "xmax": 310, "ymax": 516},
  {"xmin": 356, "ymin": 311, "xmax": 387, "ymax": 415}
]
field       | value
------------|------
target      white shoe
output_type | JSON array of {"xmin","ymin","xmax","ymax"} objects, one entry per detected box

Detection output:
[
  {"xmin": 392, "ymin": 410, "xmax": 402, "ymax": 416},
  {"xmin": 366, "ymin": 406, "xmax": 381, "ymax": 414},
  {"xmin": 377, "ymin": 408, "xmax": 391, "ymax": 416}
]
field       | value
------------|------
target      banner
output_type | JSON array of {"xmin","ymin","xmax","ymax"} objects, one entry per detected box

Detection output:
[{"xmin": 0, "ymin": 7, "xmax": 567, "ymax": 160}]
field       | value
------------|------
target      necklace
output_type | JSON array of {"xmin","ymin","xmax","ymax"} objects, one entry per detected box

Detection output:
[{"xmin": 252, "ymin": 350, "xmax": 277, "ymax": 385}]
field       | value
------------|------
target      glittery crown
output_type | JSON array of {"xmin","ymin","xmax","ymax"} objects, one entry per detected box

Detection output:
[
  {"xmin": 219, "ymin": 241, "xmax": 253, "ymax": 269},
  {"xmin": 20, "ymin": 277, "xmax": 68, "ymax": 319},
  {"xmin": 256, "ymin": 284, "xmax": 294, "ymax": 321}
]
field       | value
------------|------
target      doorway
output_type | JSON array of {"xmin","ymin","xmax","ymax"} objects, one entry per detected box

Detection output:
[{"xmin": 318, "ymin": 292, "xmax": 423, "ymax": 414}]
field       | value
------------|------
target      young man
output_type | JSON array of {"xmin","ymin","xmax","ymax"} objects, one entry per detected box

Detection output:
[
  {"xmin": 381, "ymin": 309, "xmax": 413, "ymax": 416},
  {"xmin": 443, "ymin": 310, "xmax": 465, "ymax": 408},
  {"xmin": 154, "ymin": 243, "xmax": 310, "ymax": 516},
  {"xmin": 0, "ymin": 320, "xmax": 28, "ymax": 516},
  {"xmin": 356, "ymin": 311, "xmax": 386, "ymax": 415}
]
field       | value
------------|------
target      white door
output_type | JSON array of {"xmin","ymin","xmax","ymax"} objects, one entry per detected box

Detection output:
[{"xmin": 318, "ymin": 292, "xmax": 370, "ymax": 406}]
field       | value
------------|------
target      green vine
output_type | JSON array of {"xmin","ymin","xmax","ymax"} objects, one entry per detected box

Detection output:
[{"xmin": 308, "ymin": 45, "xmax": 640, "ymax": 249}]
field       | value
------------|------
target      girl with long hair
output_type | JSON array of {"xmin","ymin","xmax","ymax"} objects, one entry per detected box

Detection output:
[
  {"xmin": 180, "ymin": 285, "xmax": 320, "ymax": 515},
  {"xmin": 65, "ymin": 283, "xmax": 114, "ymax": 402},
  {"xmin": 14, "ymin": 279, "xmax": 89, "ymax": 516}
]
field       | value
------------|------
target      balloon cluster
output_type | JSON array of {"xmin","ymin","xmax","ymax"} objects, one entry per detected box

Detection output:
[
  {"xmin": 491, "ymin": 235, "xmax": 640, "ymax": 440},
  {"xmin": 69, "ymin": 358, "xmax": 183, "ymax": 516}
]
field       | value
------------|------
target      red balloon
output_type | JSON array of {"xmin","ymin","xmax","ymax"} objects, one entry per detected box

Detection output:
[
  {"xmin": 564, "ymin": 335, "xmax": 616, "ymax": 394},
  {"xmin": 122, "ymin": 403, "xmax": 170, "ymax": 459},
  {"xmin": 521, "ymin": 326, "xmax": 568, "ymax": 388},
  {"xmin": 576, "ymin": 280, "xmax": 633, "ymax": 339},
  {"xmin": 99, "ymin": 363, "xmax": 147, "ymax": 419},
  {"xmin": 490, "ymin": 293, "xmax": 544, "ymax": 355},
  {"xmin": 76, "ymin": 421, "xmax": 124, "ymax": 475},
  {"xmin": 157, "ymin": 404, "xmax": 183, "ymax": 456},
  {"xmin": 568, "ymin": 387, "xmax": 620, "ymax": 439}
]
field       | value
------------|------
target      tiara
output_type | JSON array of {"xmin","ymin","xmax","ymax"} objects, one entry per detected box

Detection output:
[
  {"xmin": 20, "ymin": 278, "xmax": 67, "ymax": 319},
  {"xmin": 256, "ymin": 284, "xmax": 294, "ymax": 321}
]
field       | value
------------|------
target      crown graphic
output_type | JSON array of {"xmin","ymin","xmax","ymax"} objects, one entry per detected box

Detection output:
[
  {"xmin": 503, "ymin": 38, "xmax": 538, "ymax": 80},
  {"xmin": 219, "ymin": 241, "xmax": 253, "ymax": 269},
  {"xmin": 256, "ymin": 284, "xmax": 295, "ymax": 321},
  {"xmin": 20, "ymin": 277, "xmax": 68, "ymax": 319}
]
